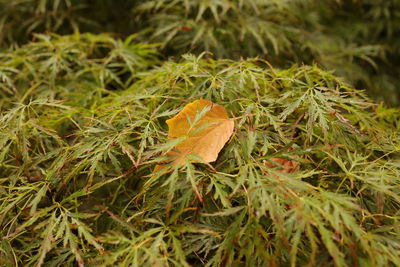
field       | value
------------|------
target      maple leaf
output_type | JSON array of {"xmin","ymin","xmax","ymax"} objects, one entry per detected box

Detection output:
[
  {"xmin": 156, "ymin": 99, "xmax": 234, "ymax": 171},
  {"xmin": 265, "ymin": 157, "xmax": 299, "ymax": 176}
]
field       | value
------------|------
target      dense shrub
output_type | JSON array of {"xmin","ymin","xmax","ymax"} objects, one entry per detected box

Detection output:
[
  {"xmin": 1, "ymin": 34, "xmax": 399, "ymax": 266},
  {"xmin": 134, "ymin": 0, "xmax": 400, "ymax": 105},
  {"xmin": 1, "ymin": 0, "xmax": 399, "ymax": 105}
]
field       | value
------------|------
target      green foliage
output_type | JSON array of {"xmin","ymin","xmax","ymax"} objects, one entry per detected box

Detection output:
[
  {"xmin": 0, "ymin": 0, "xmax": 400, "ymax": 105},
  {"xmin": 1, "ymin": 35, "xmax": 400, "ymax": 266},
  {"xmin": 0, "ymin": 0, "xmax": 86, "ymax": 44},
  {"xmin": 1, "ymin": 0, "xmax": 399, "ymax": 105},
  {"xmin": 135, "ymin": 0, "xmax": 400, "ymax": 105}
]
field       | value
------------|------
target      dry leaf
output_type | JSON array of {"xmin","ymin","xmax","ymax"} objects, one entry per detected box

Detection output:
[
  {"xmin": 265, "ymin": 157, "xmax": 299, "ymax": 175},
  {"xmin": 156, "ymin": 99, "xmax": 234, "ymax": 171}
]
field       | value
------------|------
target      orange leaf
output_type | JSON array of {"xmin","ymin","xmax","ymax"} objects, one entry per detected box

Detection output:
[
  {"xmin": 265, "ymin": 157, "xmax": 299, "ymax": 175},
  {"xmin": 156, "ymin": 99, "xmax": 234, "ymax": 172}
]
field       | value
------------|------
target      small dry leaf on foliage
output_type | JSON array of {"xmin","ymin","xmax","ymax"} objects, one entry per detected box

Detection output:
[
  {"xmin": 155, "ymin": 99, "xmax": 234, "ymax": 171},
  {"xmin": 265, "ymin": 155, "xmax": 300, "ymax": 176}
]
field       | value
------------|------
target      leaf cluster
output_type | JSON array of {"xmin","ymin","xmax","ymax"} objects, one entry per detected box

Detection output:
[
  {"xmin": 1, "ymin": 35, "xmax": 400, "ymax": 266},
  {"xmin": 1, "ymin": 0, "xmax": 399, "ymax": 105}
]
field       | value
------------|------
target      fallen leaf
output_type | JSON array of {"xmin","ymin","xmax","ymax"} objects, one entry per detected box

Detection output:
[
  {"xmin": 156, "ymin": 99, "xmax": 234, "ymax": 171},
  {"xmin": 265, "ymin": 157, "xmax": 299, "ymax": 175}
]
